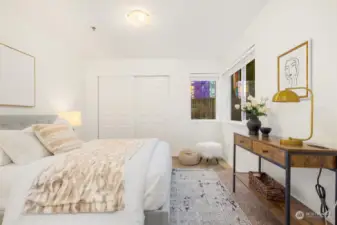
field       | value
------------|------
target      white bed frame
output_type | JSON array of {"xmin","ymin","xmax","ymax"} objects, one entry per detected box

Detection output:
[{"xmin": 0, "ymin": 115, "xmax": 170, "ymax": 225}]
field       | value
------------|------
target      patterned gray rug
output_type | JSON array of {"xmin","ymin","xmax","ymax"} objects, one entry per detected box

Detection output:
[{"xmin": 170, "ymin": 169, "xmax": 252, "ymax": 225}]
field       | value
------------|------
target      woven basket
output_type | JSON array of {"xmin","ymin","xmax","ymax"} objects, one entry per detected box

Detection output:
[
  {"xmin": 248, "ymin": 172, "xmax": 285, "ymax": 202},
  {"xmin": 178, "ymin": 149, "xmax": 200, "ymax": 166}
]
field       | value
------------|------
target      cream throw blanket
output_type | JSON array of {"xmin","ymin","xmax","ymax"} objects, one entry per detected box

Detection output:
[{"xmin": 24, "ymin": 139, "xmax": 145, "ymax": 214}]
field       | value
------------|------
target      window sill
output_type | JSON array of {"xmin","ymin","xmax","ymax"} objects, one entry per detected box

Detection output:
[
  {"xmin": 224, "ymin": 120, "xmax": 246, "ymax": 126},
  {"xmin": 190, "ymin": 119, "xmax": 221, "ymax": 123}
]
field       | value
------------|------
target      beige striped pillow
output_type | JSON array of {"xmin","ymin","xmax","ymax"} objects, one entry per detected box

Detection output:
[{"xmin": 32, "ymin": 124, "xmax": 83, "ymax": 154}]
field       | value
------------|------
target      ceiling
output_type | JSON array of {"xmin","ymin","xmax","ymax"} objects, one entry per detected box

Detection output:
[
  {"xmin": 83, "ymin": 0, "xmax": 269, "ymax": 58},
  {"xmin": 1, "ymin": 0, "xmax": 269, "ymax": 58}
]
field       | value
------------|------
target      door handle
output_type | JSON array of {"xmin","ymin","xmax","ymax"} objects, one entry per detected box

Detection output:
[{"xmin": 262, "ymin": 149, "xmax": 269, "ymax": 153}]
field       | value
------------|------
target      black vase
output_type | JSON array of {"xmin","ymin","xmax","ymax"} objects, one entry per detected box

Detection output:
[{"xmin": 247, "ymin": 115, "xmax": 261, "ymax": 136}]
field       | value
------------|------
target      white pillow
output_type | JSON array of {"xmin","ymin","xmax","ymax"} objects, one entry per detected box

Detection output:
[
  {"xmin": 0, "ymin": 146, "xmax": 12, "ymax": 166},
  {"xmin": 0, "ymin": 130, "xmax": 51, "ymax": 165}
]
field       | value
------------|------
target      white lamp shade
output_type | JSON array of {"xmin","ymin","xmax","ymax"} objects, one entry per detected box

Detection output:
[{"xmin": 58, "ymin": 111, "xmax": 82, "ymax": 127}]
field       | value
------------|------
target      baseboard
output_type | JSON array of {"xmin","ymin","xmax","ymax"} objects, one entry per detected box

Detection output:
[
  {"xmin": 172, "ymin": 156, "xmax": 231, "ymax": 169},
  {"xmin": 219, "ymin": 159, "xmax": 231, "ymax": 169}
]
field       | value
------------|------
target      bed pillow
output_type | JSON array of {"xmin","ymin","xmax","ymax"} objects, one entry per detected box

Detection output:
[
  {"xmin": 32, "ymin": 124, "xmax": 83, "ymax": 154},
  {"xmin": 22, "ymin": 118, "xmax": 71, "ymax": 134},
  {"xmin": 0, "ymin": 146, "xmax": 12, "ymax": 166},
  {"xmin": 0, "ymin": 130, "xmax": 51, "ymax": 165}
]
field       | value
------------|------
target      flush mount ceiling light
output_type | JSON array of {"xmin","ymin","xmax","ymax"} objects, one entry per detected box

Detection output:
[{"xmin": 126, "ymin": 10, "xmax": 150, "ymax": 26}]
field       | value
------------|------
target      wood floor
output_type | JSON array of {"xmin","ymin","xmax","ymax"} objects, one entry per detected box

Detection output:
[{"xmin": 173, "ymin": 157, "xmax": 331, "ymax": 225}]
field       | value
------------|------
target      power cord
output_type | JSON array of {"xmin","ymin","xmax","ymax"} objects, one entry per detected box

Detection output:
[{"xmin": 315, "ymin": 167, "xmax": 329, "ymax": 218}]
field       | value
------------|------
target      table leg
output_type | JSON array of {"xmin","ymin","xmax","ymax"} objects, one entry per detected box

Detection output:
[
  {"xmin": 233, "ymin": 144, "xmax": 236, "ymax": 193},
  {"xmin": 335, "ymin": 169, "xmax": 337, "ymax": 225},
  {"xmin": 285, "ymin": 152, "xmax": 291, "ymax": 225},
  {"xmin": 258, "ymin": 156, "xmax": 261, "ymax": 173}
]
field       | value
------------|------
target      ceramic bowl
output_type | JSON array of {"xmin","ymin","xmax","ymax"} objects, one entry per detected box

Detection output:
[{"xmin": 260, "ymin": 127, "xmax": 272, "ymax": 137}]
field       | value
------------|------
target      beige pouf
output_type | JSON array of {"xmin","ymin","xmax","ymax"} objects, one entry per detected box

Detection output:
[{"xmin": 178, "ymin": 150, "xmax": 201, "ymax": 166}]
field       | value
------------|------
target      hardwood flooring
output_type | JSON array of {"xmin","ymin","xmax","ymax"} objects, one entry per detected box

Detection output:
[{"xmin": 172, "ymin": 157, "xmax": 331, "ymax": 225}]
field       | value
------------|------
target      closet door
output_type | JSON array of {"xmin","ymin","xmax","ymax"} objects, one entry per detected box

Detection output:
[
  {"xmin": 98, "ymin": 76, "xmax": 134, "ymax": 139},
  {"xmin": 134, "ymin": 76, "xmax": 169, "ymax": 139}
]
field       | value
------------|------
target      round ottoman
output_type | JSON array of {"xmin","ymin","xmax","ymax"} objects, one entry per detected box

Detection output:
[
  {"xmin": 195, "ymin": 142, "xmax": 223, "ymax": 164},
  {"xmin": 178, "ymin": 150, "xmax": 200, "ymax": 166}
]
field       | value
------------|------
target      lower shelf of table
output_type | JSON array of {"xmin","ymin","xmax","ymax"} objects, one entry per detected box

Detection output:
[{"xmin": 235, "ymin": 172, "xmax": 332, "ymax": 225}]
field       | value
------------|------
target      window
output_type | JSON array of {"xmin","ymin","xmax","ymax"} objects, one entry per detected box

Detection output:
[
  {"xmin": 190, "ymin": 80, "xmax": 216, "ymax": 120},
  {"xmin": 231, "ymin": 70, "xmax": 242, "ymax": 121},
  {"xmin": 230, "ymin": 59, "xmax": 255, "ymax": 121},
  {"xmin": 246, "ymin": 59, "xmax": 255, "ymax": 98}
]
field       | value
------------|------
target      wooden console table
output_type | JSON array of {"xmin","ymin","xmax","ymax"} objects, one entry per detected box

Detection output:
[{"xmin": 232, "ymin": 133, "xmax": 337, "ymax": 225}]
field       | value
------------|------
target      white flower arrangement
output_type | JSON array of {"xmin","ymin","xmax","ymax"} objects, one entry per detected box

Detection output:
[{"xmin": 235, "ymin": 95, "xmax": 268, "ymax": 117}]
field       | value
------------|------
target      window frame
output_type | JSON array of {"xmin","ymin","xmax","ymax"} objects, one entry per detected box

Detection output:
[
  {"xmin": 229, "ymin": 65, "xmax": 248, "ymax": 123},
  {"xmin": 189, "ymin": 74, "xmax": 220, "ymax": 122},
  {"xmin": 225, "ymin": 46, "xmax": 255, "ymax": 124}
]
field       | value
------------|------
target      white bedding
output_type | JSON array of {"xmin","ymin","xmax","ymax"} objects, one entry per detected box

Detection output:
[
  {"xmin": 0, "ymin": 141, "xmax": 171, "ymax": 212},
  {"xmin": 0, "ymin": 164, "xmax": 20, "ymax": 210},
  {"xmin": 144, "ymin": 141, "xmax": 172, "ymax": 210},
  {"xmin": 2, "ymin": 139, "xmax": 171, "ymax": 225}
]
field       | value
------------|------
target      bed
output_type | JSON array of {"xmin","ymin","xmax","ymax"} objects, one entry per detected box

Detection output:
[
  {"xmin": 0, "ymin": 164, "xmax": 20, "ymax": 210},
  {"xmin": 0, "ymin": 115, "xmax": 171, "ymax": 225}
]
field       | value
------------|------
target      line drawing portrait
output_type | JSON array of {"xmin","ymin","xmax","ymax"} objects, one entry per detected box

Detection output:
[
  {"xmin": 285, "ymin": 57, "xmax": 299, "ymax": 87},
  {"xmin": 278, "ymin": 40, "xmax": 311, "ymax": 98}
]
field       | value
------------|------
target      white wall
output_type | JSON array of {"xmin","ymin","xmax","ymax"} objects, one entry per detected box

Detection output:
[
  {"xmin": 0, "ymin": 1, "xmax": 84, "ymax": 133},
  {"xmin": 223, "ymin": 0, "xmax": 337, "ymax": 221},
  {"xmin": 85, "ymin": 59, "xmax": 224, "ymax": 155}
]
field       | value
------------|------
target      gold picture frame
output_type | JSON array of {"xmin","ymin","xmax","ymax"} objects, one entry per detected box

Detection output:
[
  {"xmin": 0, "ymin": 43, "xmax": 36, "ymax": 107},
  {"xmin": 277, "ymin": 41, "xmax": 311, "ymax": 98}
]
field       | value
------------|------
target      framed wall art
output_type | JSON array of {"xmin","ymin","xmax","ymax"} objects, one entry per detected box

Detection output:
[
  {"xmin": 0, "ymin": 43, "xmax": 35, "ymax": 107},
  {"xmin": 277, "ymin": 40, "xmax": 311, "ymax": 98}
]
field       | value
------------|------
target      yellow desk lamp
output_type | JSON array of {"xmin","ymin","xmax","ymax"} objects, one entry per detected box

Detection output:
[{"xmin": 272, "ymin": 87, "xmax": 313, "ymax": 146}]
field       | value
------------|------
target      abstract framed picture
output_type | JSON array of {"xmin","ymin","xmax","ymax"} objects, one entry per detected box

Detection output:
[
  {"xmin": 0, "ymin": 43, "xmax": 35, "ymax": 107},
  {"xmin": 277, "ymin": 40, "xmax": 311, "ymax": 98}
]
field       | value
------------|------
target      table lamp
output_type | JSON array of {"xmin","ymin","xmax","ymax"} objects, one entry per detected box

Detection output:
[
  {"xmin": 58, "ymin": 111, "xmax": 82, "ymax": 127},
  {"xmin": 272, "ymin": 87, "xmax": 313, "ymax": 146}
]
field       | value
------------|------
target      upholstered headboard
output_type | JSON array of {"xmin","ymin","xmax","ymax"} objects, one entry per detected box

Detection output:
[{"xmin": 0, "ymin": 115, "xmax": 57, "ymax": 130}]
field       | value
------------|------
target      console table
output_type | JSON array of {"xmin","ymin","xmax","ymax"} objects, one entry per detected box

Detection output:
[{"xmin": 232, "ymin": 133, "xmax": 337, "ymax": 225}]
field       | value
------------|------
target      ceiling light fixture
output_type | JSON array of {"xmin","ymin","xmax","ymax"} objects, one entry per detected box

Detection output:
[{"xmin": 126, "ymin": 10, "xmax": 150, "ymax": 26}]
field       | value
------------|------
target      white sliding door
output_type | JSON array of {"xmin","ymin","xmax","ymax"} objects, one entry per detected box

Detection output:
[
  {"xmin": 98, "ymin": 76, "xmax": 135, "ymax": 139},
  {"xmin": 134, "ymin": 76, "xmax": 169, "ymax": 139},
  {"xmin": 98, "ymin": 76, "xmax": 169, "ymax": 139}
]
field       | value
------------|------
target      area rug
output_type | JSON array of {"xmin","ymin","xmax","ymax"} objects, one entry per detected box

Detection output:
[{"xmin": 170, "ymin": 169, "xmax": 252, "ymax": 225}]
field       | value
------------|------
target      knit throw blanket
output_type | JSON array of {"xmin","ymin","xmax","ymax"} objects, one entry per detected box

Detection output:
[{"xmin": 24, "ymin": 139, "xmax": 145, "ymax": 214}]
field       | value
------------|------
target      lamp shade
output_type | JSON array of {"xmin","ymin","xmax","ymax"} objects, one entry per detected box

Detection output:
[
  {"xmin": 58, "ymin": 111, "xmax": 82, "ymax": 127},
  {"xmin": 272, "ymin": 89, "xmax": 300, "ymax": 103}
]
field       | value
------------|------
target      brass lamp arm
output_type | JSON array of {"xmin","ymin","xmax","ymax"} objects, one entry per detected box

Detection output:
[{"xmin": 286, "ymin": 87, "xmax": 314, "ymax": 141}]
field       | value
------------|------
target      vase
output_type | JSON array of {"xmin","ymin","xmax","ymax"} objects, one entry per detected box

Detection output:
[{"xmin": 247, "ymin": 115, "xmax": 261, "ymax": 136}]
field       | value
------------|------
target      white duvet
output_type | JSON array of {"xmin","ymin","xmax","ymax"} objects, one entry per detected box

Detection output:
[{"xmin": 3, "ymin": 139, "xmax": 162, "ymax": 225}]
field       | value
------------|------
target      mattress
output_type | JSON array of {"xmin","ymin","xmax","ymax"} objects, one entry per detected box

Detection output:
[{"xmin": 0, "ymin": 141, "xmax": 171, "ymax": 212}]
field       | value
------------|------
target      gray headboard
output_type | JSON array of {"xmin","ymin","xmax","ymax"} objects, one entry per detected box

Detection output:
[{"xmin": 0, "ymin": 115, "xmax": 57, "ymax": 130}]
